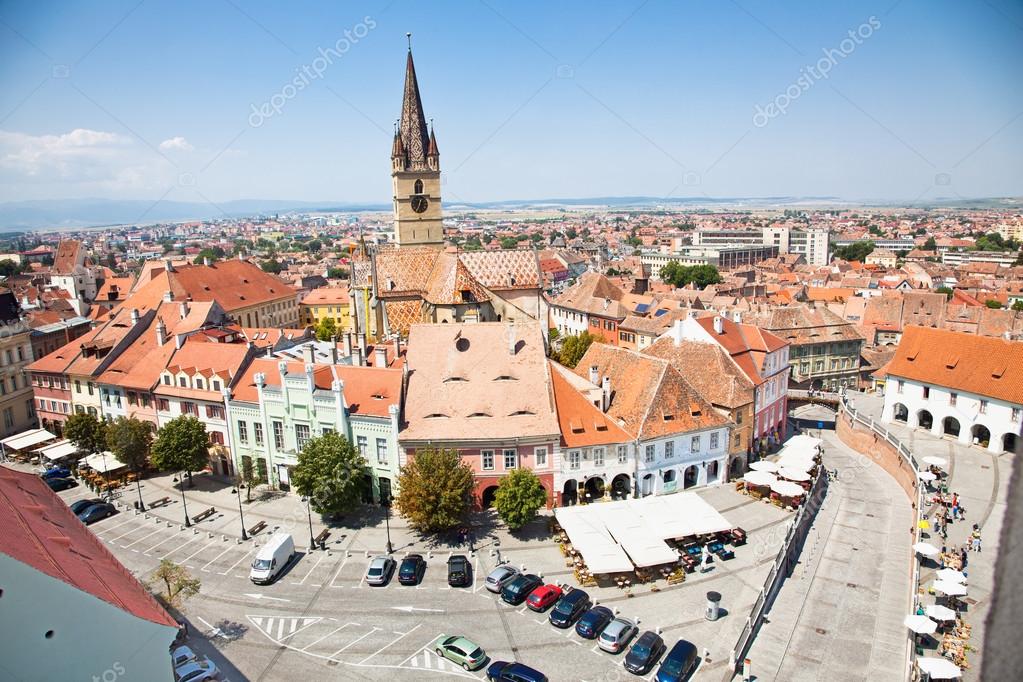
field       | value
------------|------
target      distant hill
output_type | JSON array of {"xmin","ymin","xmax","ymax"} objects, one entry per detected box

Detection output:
[{"xmin": 1, "ymin": 195, "xmax": 1018, "ymax": 230}]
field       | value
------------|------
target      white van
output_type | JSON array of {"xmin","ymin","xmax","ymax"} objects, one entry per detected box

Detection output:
[{"xmin": 249, "ymin": 533, "xmax": 295, "ymax": 584}]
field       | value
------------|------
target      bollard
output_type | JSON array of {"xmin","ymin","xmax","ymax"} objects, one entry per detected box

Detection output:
[
  {"xmin": 208, "ymin": 532, "xmax": 214, "ymax": 538},
  {"xmin": 222, "ymin": 535, "xmax": 228, "ymax": 542},
  {"xmin": 364, "ymin": 550, "xmax": 369, "ymax": 558},
  {"xmin": 346, "ymin": 550, "xmax": 351, "ymax": 558},
  {"xmin": 656, "ymin": 626, "xmax": 662, "ymax": 635},
  {"xmin": 193, "ymin": 528, "xmax": 199, "ymax": 535},
  {"xmin": 743, "ymin": 658, "xmax": 752, "ymax": 681},
  {"xmin": 144, "ymin": 514, "xmax": 150, "ymax": 519},
  {"xmin": 237, "ymin": 538, "xmax": 243, "ymax": 544}
]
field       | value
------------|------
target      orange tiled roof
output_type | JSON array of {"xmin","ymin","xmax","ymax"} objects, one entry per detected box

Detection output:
[
  {"xmin": 301, "ymin": 287, "xmax": 351, "ymax": 306},
  {"xmin": 549, "ymin": 362, "xmax": 631, "ymax": 448}
]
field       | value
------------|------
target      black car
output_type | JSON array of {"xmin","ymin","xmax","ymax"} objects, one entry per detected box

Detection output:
[
  {"xmin": 398, "ymin": 554, "xmax": 426, "ymax": 585},
  {"xmin": 548, "ymin": 589, "xmax": 591, "ymax": 628},
  {"xmin": 655, "ymin": 639, "xmax": 698, "ymax": 682},
  {"xmin": 486, "ymin": 660, "xmax": 549, "ymax": 682},
  {"xmin": 78, "ymin": 502, "xmax": 117, "ymax": 525},
  {"xmin": 447, "ymin": 554, "xmax": 472, "ymax": 587},
  {"xmin": 575, "ymin": 605, "xmax": 614, "ymax": 639},
  {"xmin": 45, "ymin": 477, "xmax": 77, "ymax": 492},
  {"xmin": 501, "ymin": 573, "xmax": 543, "ymax": 605},
  {"xmin": 69, "ymin": 498, "xmax": 105, "ymax": 515},
  {"xmin": 625, "ymin": 631, "xmax": 666, "ymax": 675}
]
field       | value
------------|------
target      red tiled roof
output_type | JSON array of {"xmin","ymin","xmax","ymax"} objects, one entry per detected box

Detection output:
[
  {"xmin": 0, "ymin": 467, "xmax": 178, "ymax": 628},
  {"xmin": 550, "ymin": 363, "xmax": 631, "ymax": 448}
]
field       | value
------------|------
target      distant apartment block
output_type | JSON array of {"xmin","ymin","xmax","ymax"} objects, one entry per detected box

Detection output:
[{"xmin": 940, "ymin": 250, "xmax": 1020, "ymax": 268}]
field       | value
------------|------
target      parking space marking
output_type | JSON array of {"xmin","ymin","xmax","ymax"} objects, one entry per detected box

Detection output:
[
  {"xmin": 200, "ymin": 543, "xmax": 238, "ymax": 572},
  {"xmin": 472, "ymin": 555, "xmax": 482, "ymax": 592},
  {"xmin": 293, "ymin": 551, "xmax": 328, "ymax": 585},
  {"xmin": 357, "ymin": 623, "xmax": 421, "ymax": 664},
  {"xmin": 141, "ymin": 528, "xmax": 185, "ymax": 555},
  {"xmin": 330, "ymin": 626, "xmax": 380, "ymax": 656},
  {"xmin": 157, "ymin": 531, "xmax": 206, "ymax": 559},
  {"xmin": 95, "ymin": 515, "xmax": 141, "ymax": 538},
  {"xmin": 220, "ymin": 546, "xmax": 256, "ymax": 575},
  {"xmin": 328, "ymin": 555, "xmax": 349, "ymax": 587},
  {"xmin": 176, "ymin": 537, "xmax": 220, "ymax": 565},
  {"xmin": 120, "ymin": 527, "xmax": 165, "ymax": 549},
  {"xmin": 401, "ymin": 648, "xmax": 480, "ymax": 678},
  {"xmin": 301, "ymin": 623, "xmax": 356, "ymax": 652},
  {"xmin": 356, "ymin": 559, "xmax": 371, "ymax": 588}
]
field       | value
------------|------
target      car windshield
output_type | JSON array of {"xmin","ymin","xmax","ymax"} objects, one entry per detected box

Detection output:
[
  {"xmin": 661, "ymin": 657, "xmax": 683, "ymax": 673},
  {"xmin": 368, "ymin": 566, "xmax": 383, "ymax": 576},
  {"xmin": 468, "ymin": 647, "xmax": 482, "ymax": 659},
  {"xmin": 600, "ymin": 631, "xmax": 615, "ymax": 641},
  {"xmin": 252, "ymin": 559, "xmax": 271, "ymax": 570},
  {"xmin": 632, "ymin": 642, "xmax": 650, "ymax": 657},
  {"xmin": 555, "ymin": 600, "xmax": 574, "ymax": 614}
]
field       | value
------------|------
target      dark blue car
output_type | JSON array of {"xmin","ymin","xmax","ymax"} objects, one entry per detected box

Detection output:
[
  {"xmin": 575, "ymin": 605, "xmax": 614, "ymax": 639},
  {"xmin": 69, "ymin": 498, "xmax": 105, "ymax": 515},
  {"xmin": 655, "ymin": 639, "xmax": 698, "ymax": 682},
  {"xmin": 41, "ymin": 466, "xmax": 71, "ymax": 480},
  {"xmin": 486, "ymin": 661, "xmax": 548, "ymax": 682},
  {"xmin": 548, "ymin": 589, "xmax": 591, "ymax": 628},
  {"xmin": 45, "ymin": 477, "xmax": 77, "ymax": 491},
  {"xmin": 78, "ymin": 502, "xmax": 117, "ymax": 524}
]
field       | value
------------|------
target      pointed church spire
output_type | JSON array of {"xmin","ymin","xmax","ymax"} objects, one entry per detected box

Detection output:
[{"xmin": 398, "ymin": 35, "xmax": 432, "ymax": 171}]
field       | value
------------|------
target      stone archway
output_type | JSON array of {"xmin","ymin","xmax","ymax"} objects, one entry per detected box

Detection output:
[
  {"xmin": 706, "ymin": 460, "xmax": 720, "ymax": 484},
  {"xmin": 917, "ymin": 410, "xmax": 933, "ymax": 430},
  {"xmin": 971, "ymin": 424, "xmax": 991, "ymax": 448},
  {"xmin": 683, "ymin": 465, "xmax": 699, "ymax": 489},
  {"xmin": 942, "ymin": 416, "xmax": 960, "ymax": 438},
  {"xmin": 611, "ymin": 473, "xmax": 631, "ymax": 499},
  {"xmin": 729, "ymin": 456, "xmax": 745, "ymax": 481},
  {"xmin": 583, "ymin": 476, "xmax": 605, "ymax": 502},
  {"xmin": 481, "ymin": 485, "xmax": 499, "ymax": 509},
  {"xmin": 562, "ymin": 479, "xmax": 578, "ymax": 506},
  {"xmin": 892, "ymin": 403, "xmax": 909, "ymax": 423},
  {"xmin": 1002, "ymin": 432, "xmax": 1017, "ymax": 455}
]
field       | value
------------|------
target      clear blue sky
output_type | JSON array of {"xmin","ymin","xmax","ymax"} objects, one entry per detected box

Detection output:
[{"xmin": 1, "ymin": 0, "xmax": 1021, "ymax": 204}]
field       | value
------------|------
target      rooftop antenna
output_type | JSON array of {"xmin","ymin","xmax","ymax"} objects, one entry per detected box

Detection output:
[{"xmin": 406, "ymin": 32, "xmax": 412, "ymax": 51}]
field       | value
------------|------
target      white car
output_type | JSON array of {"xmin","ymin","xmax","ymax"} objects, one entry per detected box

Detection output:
[
  {"xmin": 170, "ymin": 645, "xmax": 198, "ymax": 669},
  {"xmin": 484, "ymin": 565, "xmax": 521, "ymax": 593},
  {"xmin": 174, "ymin": 659, "xmax": 218, "ymax": 682}
]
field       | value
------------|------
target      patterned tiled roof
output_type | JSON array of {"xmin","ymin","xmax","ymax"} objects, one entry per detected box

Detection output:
[
  {"xmin": 384, "ymin": 299, "xmax": 425, "ymax": 337},
  {"xmin": 425, "ymin": 252, "xmax": 491, "ymax": 305},
  {"xmin": 457, "ymin": 250, "xmax": 541, "ymax": 290}
]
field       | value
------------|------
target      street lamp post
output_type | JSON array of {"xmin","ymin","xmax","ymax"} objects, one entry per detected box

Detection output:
[
  {"xmin": 174, "ymin": 474, "xmax": 191, "ymax": 527},
  {"xmin": 233, "ymin": 484, "xmax": 248, "ymax": 540},
  {"xmin": 301, "ymin": 496, "xmax": 315, "ymax": 551},
  {"xmin": 134, "ymin": 473, "xmax": 146, "ymax": 512},
  {"xmin": 383, "ymin": 495, "xmax": 393, "ymax": 554}
]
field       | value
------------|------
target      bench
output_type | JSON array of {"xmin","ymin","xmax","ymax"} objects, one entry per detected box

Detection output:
[
  {"xmin": 191, "ymin": 507, "xmax": 216, "ymax": 523},
  {"xmin": 150, "ymin": 496, "xmax": 171, "ymax": 508},
  {"xmin": 248, "ymin": 520, "xmax": 267, "ymax": 536},
  {"xmin": 313, "ymin": 529, "xmax": 330, "ymax": 549}
]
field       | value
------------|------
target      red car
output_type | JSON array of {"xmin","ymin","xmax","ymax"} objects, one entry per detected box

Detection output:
[{"xmin": 526, "ymin": 583, "xmax": 563, "ymax": 612}]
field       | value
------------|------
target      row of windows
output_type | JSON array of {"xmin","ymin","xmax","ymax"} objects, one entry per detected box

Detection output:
[
  {"xmin": 1, "ymin": 345, "xmax": 29, "ymax": 366},
  {"xmin": 566, "ymin": 445, "xmax": 627, "ymax": 470},
  {"xmin": 161, "ymin": 373, "xmax": 223, "ymax": 392},
  {"xmin": 0, "ymin": 373, "xmax": 29, "ymax": 395},
  {"xmin": 590, "ymin": 318, "xmax": 616, "ymax": 331},
  {"xmin": 644, "ymin": 433, "xmax": 720, "ymax": 463},
  {"xmin": 32, "ymin": 375, "xmax": 69, "ymax": 390},
  {"xmin": 36, "ymin": 398, "xmax": 70, "ymax": 414},
  {"xmin": 897, "ymin": 382, "xmax": 994, "ymax": 414},
  {"xmin": 236, "ymin": 420, "xmax": 392, "ymax": 464},
  {"xmin": 480, "ymin": 447, "xmax": 548, "ymax": 471}
]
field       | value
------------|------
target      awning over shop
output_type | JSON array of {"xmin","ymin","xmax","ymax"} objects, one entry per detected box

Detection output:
[
  {"xmin": 632, "ymin": 493, "xmax": 733, "ymax": 539},
  {"xmin": 79, "ymin": 452, "xmax": 127, "ymax": 474},
  {"xmin": 36, "ymin": 440, "xmax": 78, "ymax": 461},
  {"xmin": 554, "ymin": 506, "xmax": 633, "ymax": 574},
  {"xmin": 1, "ymin": 428, "xmax": 57, "ymax": 451}
]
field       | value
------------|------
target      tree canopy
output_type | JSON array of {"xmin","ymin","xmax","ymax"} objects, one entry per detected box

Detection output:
[
  {"xmin": 395, "ymin": 446, "xmax": 474, "ymax": 533},
  {"xmin": 922, "ymin": 236, "xmax": 937, "ymax": 251},
  {"xmin": 326, "ymin": 267, "xmax": 349, "ymax": 279},
  {"xmin": 935, "ymin": 286, "xmax": 954, "ymax": 300},
  {"xmin": 972, "ymin": 231, "xmax": 1020, "ymax": 253},
  {"xmin": 151, "ymin": 416, "xmax": 210, "ymax": 485},
  {"xmin": 107, "ymin": 416, "xmax": 152, "ymax": 473},
  {"xmin": 558, "ymin": 331, "xmax": 596, "ymax": 369},
  {"xmin": 64, "ymin": 412, "xmax": 108, "ymax": 454},
  {"xmin": 290, "ymin": 432, "xmax": 367, "ymax": 517},
  {"xmin": 658, "ymin": 262, "xmax": 722, "ymax": 289},
  {"xmin": 150, "ymin": 559, "xmax": 201, "ymax": 607},
  {"xmin": 261, "ymin": 259, "xmax": 283, "ymax": 274},
  {"xmin": 315, "ymin": 317, "xmax": 338, "ymax": 341},
  {"xmin": 833, "ymin": 240, "xmax": 875, "ymax": 263},
  {"xmin": 493, "ymin": 468, "xmax": 548, "ymax": 530},
  {"xmin": 192, "ymin": 246, "xmax": 225, "ymax": 264}
]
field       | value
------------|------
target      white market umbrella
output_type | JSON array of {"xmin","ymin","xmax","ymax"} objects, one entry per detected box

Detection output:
[
  {"xmin": 922, "ymin": 456, "xmax": 948, "ymax": 468},
  {"xmin": 917, "ymin": 657, "xmax": 962, "ymax": 679},
  {"xmin": 778, "ymin": 467, "xmax": 811, "ymax": 482},
  {"xmin": 935, "ymin": 568, "xmax": 967, "ymax": 584},
  {"xmin": 924, "ymin": 604, "xmax": 957, "ymax": 622},
  {"xmin": 917, "ymin": 470, "xmax": 937, "ymax": 482},
  {"xmin": 913, "ymin": 542, "xmax": 940, "ymax": 558},
  {"xmin": 743, "ymin": 471, "xmax": 777, "ymax": 487},
  {"xmin": 748, "ymin": 460, "xmax": 778, "ymax": 473},
  {"xmin": 771, "ymin": 480, "xmax": 805, "ymax": 497},
  {"xmin": 932, "ymin": 580, "xmax": 968, "ymax": 597},
  {"xmin": 904, "ymin": 614, "xmax": 937, "ymax": 635},
  {"xmin": 777, "ymin": 455, "xmax": 816, "ymax": 472}
]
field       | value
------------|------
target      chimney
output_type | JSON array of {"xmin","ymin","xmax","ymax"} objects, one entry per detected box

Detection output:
[
  {"xmin": 393, "ymin": 335, "xmax": 401, "ymax": 359},
  {"xmin": 601, "ymin": 376, "xmax": 611, "ymax": 412},
  {"xmin": 589, "ymin": 365, "xmax": 599, "ymax": 386},
  {"xmin": 130, "ymin": 308, "xmax": 140, "ymax": 326},
  {"xmin": 179, "ymin": 301, "xmax": 189, "ymax": 320},
  {"xmin": 357, "ymin": 332, "xmax": 367, "ymax": 360},
  {"xmin": 732, "ymin": 311, "xmax": 742, "ymax": 324},
  {"xmin": 713, "ymin": 316, "xmax": 724, "ymax": 334},
  {"xmin": 507, "ymin": 324, "xmax": 516, "ymax": 355},
  {"xmin": 331, "ymin": 344, "xmax": 339, "ymax": 364},
  {"xmin": 672, "ymin": 318, "xmax": 684, "ymax": 346},
  {"xmin": 174, "ymin": 333, "xmax": 185, "ymax": 350},
  {"xmin": 155, "ymin": 318, "xmax": 166, "ymax": 346},
  {"xmin": 687, "ymin": 309, "xmax": 698, "ymax": 319},
  {"xmin": 343, "ymin": 332, "xmax": 352, "ymax": 358},
  {"xmin": 375, "ymin": 346, "xmax": 387, "ymax": 368},
  {"xmin": 303, "ymin": 343, "xmax": 316, "ymax": 365},
  {"xmin": 203, "ymin": 256, "xmax": 212, "ymax": 267},
  {"xmin": 163, "ymin": 258, "xmax": 174, "ymax": 273},
  {"xmin": 163, "ymin": 290, "xmax": 174, "ymax": 303},
  {"xmin": 353, "ymin": 348, "xmax": 363, "ymax": 367}
]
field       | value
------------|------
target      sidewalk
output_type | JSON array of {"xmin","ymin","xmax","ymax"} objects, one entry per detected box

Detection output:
[{"xmin": 852, "ymin": 392, "xmax": 1011, "ymax": 680}]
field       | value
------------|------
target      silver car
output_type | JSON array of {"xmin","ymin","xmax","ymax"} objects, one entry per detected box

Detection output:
[
  {"xmin": 597, "ymin": 617, "xmax": 638, "ymax": 654},
  {"xmin": 174, "ymin": 659, "xmax": 218, "ymax": 682},
  {"xmin": 366, "ymin": 556, "xmax": 396, "ymax": 586},
  {"xmin": 485, "ymin": 565, "xmax": 521, "ymax": 593}
]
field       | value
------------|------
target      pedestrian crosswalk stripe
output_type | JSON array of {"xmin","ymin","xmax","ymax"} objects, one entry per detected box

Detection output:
[{"xmin": 247, "ymin": 615, "xmax": 322, "ymax": 642}]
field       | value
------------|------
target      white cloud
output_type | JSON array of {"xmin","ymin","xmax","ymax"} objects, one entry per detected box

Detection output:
[{"xmin": 159, "ymin": 136, "xmax": 194, "ymax": 152}]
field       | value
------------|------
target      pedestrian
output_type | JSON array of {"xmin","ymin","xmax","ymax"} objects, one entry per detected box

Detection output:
[
  {"xmin": 972, "ymin": 529, "xmax": 981, "ymax": 553},
  {"xmin": 960, "ymin": 545, "xmax": 968, "ymax": 568}
]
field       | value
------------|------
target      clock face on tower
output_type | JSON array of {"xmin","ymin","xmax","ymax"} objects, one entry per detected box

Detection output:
[{"xmin": 410, "ymin": 195, "xmax": 429, "ymax": 213}]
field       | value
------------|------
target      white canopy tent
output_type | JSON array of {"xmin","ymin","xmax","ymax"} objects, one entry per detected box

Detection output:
[
  {"xmin": 1, "ymin": 428, "xmax": 56, "ymax": 452},
  {"xmin": 554, "ymin": 507, "xmax": 633, "ymax": 574},
  {"xmin": 778, "ymin": 467, "xmax": 811, "ymax": 482},
  {"xmin": 79, "ymin": 452, "xmax": 127, "ymax": 474},
  {"xmin": 917, "ymin": 657, "xmax": 961, "ymax": 679},
  {"xmin": 36, "ymin": 440, "xmax": 78, "ymax": 461},
  {"xmin": 771, "ymin": 480, "xmax": 805, "ymax": 497},
  {"xmin": 780, "ymin": 435, "xmax": 822, "ymax": 457},
  {"xmin": 748, "ymin": 460, "xmax": 778, "ymax": 473},
  {"xmin": 743, "ymin": 470, "xmax": 777, "ymax": 487},
  {"xmin": 601, "ymin": 510, "xmax": 678, "ymax": 567},
  {"xmin": 632, "ymin": 493, "xmax": 733, "ymax": 540}
]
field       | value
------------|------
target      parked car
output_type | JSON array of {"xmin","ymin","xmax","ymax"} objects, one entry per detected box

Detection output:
[
  {"xmin": 625, "ymin": 631, "xmax": 666, "ymax": 674},
  {"xmin": 398, "ymin": 554, "xmax": 426, "ymax": 585},
  {"xmin": 548, "ymin": 589, "xmax": 591, "ymax": 628},
  {"xmin": 486, "ymin": 660, "xmax": 548, "ymax": 682},
  {"xmin": 433, "ymin": 634, "xmax": 487, "ymax": 671},
  {"xmin": 366, "ymin": 556, "xmax": 396, "ymax": 586},
  {"xmin": 525, "ymin": 583, "xmax": 562, "ymax": 612},
  {"xmin": 655, "ymin": 639, "xmax": 699, "ymax": 682},
  {"xmin": 597, "ymin": 617, "xmax": 638, "ymax": 653},
  {"xmin": 174, "ymin": 658, "xmax": 218, "ymax": 682},
  {"xmin": 575, "ymin": 605, "xmax": 614, "ymax": 639},
  {"xmin": 69, "ymin": 498, "xmax": 104, "ymax": 515},
  {"xmin": 41, "ymin": 466, "xmax": 71, "ymax": 480},
  {"xmin": 485, "ymin": 565, "xmax": 521, "ymax": 593},
  {"xmin": 45, "ymin": 477, "xmax": 77, "ymax": 492},
  {"xmin": 78, "ymin": 502, "xmax": 117, "ymax": 524},
  {"xmin": 501, "ymin": 573, "xmax": 543, "ymax": 605},
  {"xmin": 170, "ymin": 645, "xmax": 198, "ymax": 669},
  {"xmin": 447, "ymin": 554, "xmax": 472, "ymax": 587}
]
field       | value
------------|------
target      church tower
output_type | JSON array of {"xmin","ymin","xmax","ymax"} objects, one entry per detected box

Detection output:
[{"xmin": 391, "ymin": 37, "xmax": 443, "ymax": 248}]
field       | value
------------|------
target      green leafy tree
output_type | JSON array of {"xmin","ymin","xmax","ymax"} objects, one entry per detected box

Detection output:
[
  {"xmin": 261, "ymin": 259, "xmax": 283, "ymax": 274},
  {"xmin": 240, "ymin": 456, "xmax": 260, "ymax": 502},
  {"xmin": 1012, "ymin": 300, "xmax": 1023, "ymax": 312},
  {"xmin": 151, "ymin": 416, "xmax": 210, "ymax": 487},
  {"xmin": 192, "ymin": 247, "xmax": 225, "ymax": 264},
  {"xmin": 923, "ymin": 236, "xmax": 937, "ymax": 250},
  {"xmin": 493, "ymin": 468, "xmax": 548, "ymax": 530},
  {"xmin": 315, "ymin": 316, "xmax": 338, "ymax": 341},
  {"xmin": 326, "ymin": 267, "xmax": 349, "ymax": 279},
  {"xmin": 306, "ymin": 239, "xmax": 322, "ymax": 253},
  {"xmin": 500, "ymin": 237, "xmax": 518, "ymax": 249},
  {"xmin": 558, "ymin": 331, "xmax": 597, "ymax": 368},
  {"xmin": 985, "ymin": 299, "xmax": 1003, "ymax": 309},
  {"xmin": 107, "ymin": 416, "xmax": 153, "ymax": 509},
  {"xmin": 290, "ymin": 432, "xmax": 367, "ymax": 517},
  {"xmin": 658, "ymin": 262, "xmax": 723, "ymax": 289},
  {"xmin": 150, "ymin": 560, "xmax": 201, "ymax": 607},
  {"xmin": 64, "ymin": 412, "xmax": 109, "ymax": 454},
  {"xmin": 395, "ymin": 446, "xmax": 474, "ymax": 533},
  {"xmin": 935, "ymin": 286, "xmax": 954, "ymax": 300},
  {"xmin": 832, "ymin": 240, "xmax": 875, "ymax": 263}
]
